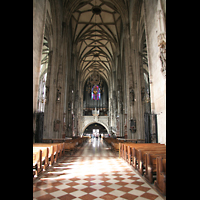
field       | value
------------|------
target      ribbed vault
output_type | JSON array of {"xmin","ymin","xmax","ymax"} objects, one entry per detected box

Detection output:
[{"xmin": 70, "ymin": 0, "xmax": 122, "ymax": 85}]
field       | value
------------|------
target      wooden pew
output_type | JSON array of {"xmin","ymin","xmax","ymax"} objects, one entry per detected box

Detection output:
[
  {"xmin": 52, "ymin": 143, "xmax": 65, "ymax": 158},
  {"xmin": 137, "ymin": 149, "xmax": 166, "ymax": 175},
  {"xmin": 111, "ymin": 142, "xmax": 120, "ymax": 152},
  {"xmin": 121, "ymin": 143, "xmax": 145, "ymax": 161},
  {"xmin": 132, "ymin": 145, "xmax": 166, "ymax": 169},
  {"xmin": 117, "ymin": 139, "xmax": 137, "ymax": 143},
  {"xmin": 119, "ymin": 142, "xmax": 166, "ymax": 196},
  {"xmin": 119, "ymin": 143, "xmax": 122, "ymax": 157},
  {"xmin": 104, "ymin": 138, "xmax": 119, "ymax": 146},
  {"xmin": 76, "ymin": 138, "xmax": 84, "ymax": 146},
  {"xmin": 133, "ymin": 145, "xmax": 166, "ymax": 168},
  {"xmin": 33, "ymin": 138, "xmax": 87, "ymax": 178},
  {"xmin": 64, "ymin": 142, "xmax": 77, "ymax": 154},
  {"xmin": 33, "ymin": 147, "xmax": 49, "ymax": 170},
  {"xmin": 154, "ymin": 156, "xmax": 166, "ymax": 195},
  {"xmin": 128, "ymin": 144, "xmax": 165, "ymax": 166},
  {"xmin": 122, "ymin": 143, "xmax": 164, "ymax": 164},
  {"xmin": 119, "ymin": 142, "xmax": 132, "ymax": 159},
  {"xmin": 122, "ymin": 142, "xmax": 135, "ymax": 160},
  {"xmin": 33, "ymin": 143, "xmax": 58, "ymax": 165},
  {"xmin": 64, "ymin": 137, "xmax": 86, "ymax": 154},
  {"xmin": 52, "ymin": 138, "xmax": 66, "ymax": 143},
  {"xmin": 42, "ymin": 139, "xmax": 52, "ymax": 143},
  {"xmin": 143, "ymin": 152, "xmax": 166, "ymax": 183},
  {"xmin": 137, "ymin": 139, "xmax": 145, "ymax": 143},
  {"xmin": 33, "ymin": 149, "xmax": 42, "ymax": 177}
]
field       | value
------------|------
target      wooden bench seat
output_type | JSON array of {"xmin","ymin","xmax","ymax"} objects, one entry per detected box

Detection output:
[
  {"xmin": 33, "ymin": 137, "xmax": 88, "ymax": 178},
  {"xmin": 121, "ymin": 143, "xmax": 164, "ymax": 163},
  {"xmin": 33, "ymin": 143, "xmax": 58, "ymax": 165},
  {"xmin": 117, "ymin": 139, "xmax": 145, "ymax": 143},
  {"xmin": 33, "ymin": 147, "xmax": 49, "ymax": 170},
  {"xmin": 64, "ymin": 137, "xmax": 87, "ymax": 154},
  {"xmin": 119, "ymin": 142, "xmax": 166, "ymax": 197},
  {"xmin": 111, "ymin": 142, "xmax": 120, "ymax": 152},
  {"xmin": 119, "ymin": 143, "xmax": 149, "ymax": 159},
  {"xmin": 137, "ymin": 149, "xmax": 166, "ymax": 175},
  {"xmin": 154, "ymin": 156, "xmax": 166, "ymax": 195},
  {"xmin": 104, "ymin": 138, "xmax": 119, "ymax": 144},
  {"xmin": 52, "ymin": 143, "xmax": 65, "ymax": 158},
  {"xmin": 33, "ymin": 149, "xmax": 42, "ymax": 177},
  {"xmin": 64, "ymin": 142, "xmax": 77, "ymax": 154},
  {"xmin": 132, "ymin": 146, "xmax": 166, "ymax": 169},
  {"xmin": 143, "ymin": 152, "xmax": 166, "ymax": 183},
  {"xmin": 129, "ymin": 144, "xmax": 164, "ymax": 164}
]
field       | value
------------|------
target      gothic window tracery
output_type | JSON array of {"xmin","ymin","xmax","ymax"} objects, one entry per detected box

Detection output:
[{"xmin": 91, "ymin": 85, "xmax": 101, "ymax": 100}]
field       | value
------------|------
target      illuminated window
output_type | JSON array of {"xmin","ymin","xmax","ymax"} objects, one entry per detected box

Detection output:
[{"xmin": 91, "ymin": 85, "xmax": 101, "ymax": 100}]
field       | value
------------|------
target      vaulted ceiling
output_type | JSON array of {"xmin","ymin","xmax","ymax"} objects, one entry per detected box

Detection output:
[{"xmin": 70, "ymin": 0, "xmax": 122, "ymax": 85}]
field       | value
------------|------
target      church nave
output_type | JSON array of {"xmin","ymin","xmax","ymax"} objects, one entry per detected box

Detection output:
[
  {"xmin": 33, "ymin": 1, "xmax": 166, "ymax": 198},
  {"xmin": 33, "ymin": 139, "xmax": 164, "ymax": 200}
]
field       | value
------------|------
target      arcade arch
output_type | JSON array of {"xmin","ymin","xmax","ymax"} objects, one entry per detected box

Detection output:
[{"xmin": 82, "ymin": 121, "xmax": 109, "ymax": 135}]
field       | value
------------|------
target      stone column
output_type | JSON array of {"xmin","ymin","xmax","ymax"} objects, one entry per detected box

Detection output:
[
  {"xmin": 33, "ymin": 0, "xmax": 47, "ymax": 112},
  {"xmin": 123, "ymin": 24, "xmax": 134, "ymax": 139},
  {"xmin": 43, "ymin": 51, "xmax": 53, "ymax": 138}
]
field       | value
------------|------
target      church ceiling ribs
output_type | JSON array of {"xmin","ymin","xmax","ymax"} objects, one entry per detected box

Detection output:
[
  {"xmin": 84, "ymin": 69, "xmax": 108, "ymax": 81},
  {"xmin": 83, "ymin": 70, "xmax": 108, "ymax": 87},
  {"xmin": 81, "ymin": 55, "xmax": 111, "ymax": 70},
  {"xmin": 77, "ymin": 29, "xmax": 116, "ymax": 46},
  {"xmin": 70, "ymin": 0, "xmax": 122, "ymax": 83},
  {"xmin": 79, "ymin": 46, "xmax": 113, "ymax": 64},
  {"xmin": 82, "ymin": 61, "xmax": 110, "ymax": 75}
]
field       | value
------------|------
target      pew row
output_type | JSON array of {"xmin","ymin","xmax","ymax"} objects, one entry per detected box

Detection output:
[
  {"xmin": 33, "ymin": 147, "xmax": 49, "ymax": 171},
  {"xmin": 64, "ymin": 142, "xmax": 77, "ymax": 154},
  {"xmin": 119, "ymin": 142, "xmax": 166, "ymax": 196},
  {"xmin": 104, "ymin": 138, "xmax": 145, "ymax": 153},
  {"xmin": 33, "ymin": 143, "xmax": 63, "ymax": 178},
  {"xmin": 33, "ymin": 137, "xmax": 89, "ymax": 178},
  {"xmin": 33, "ymin": 143, "xmax": 59, "ymax": 166},
  {"xmin": 132, "ymin": 146, "xmax": 166, "ymax": 169},
  {"xmin": 120, "ymin": 143, "xmax": 165, "ymax": 164}
]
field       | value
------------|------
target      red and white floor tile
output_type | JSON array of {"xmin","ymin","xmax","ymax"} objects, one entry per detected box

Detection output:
[{"xmin": 33, "ymin": 139, "xmax": 164, "ymax": 200}]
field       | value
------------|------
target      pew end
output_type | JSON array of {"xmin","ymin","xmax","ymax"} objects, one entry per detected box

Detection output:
[
  {"xmin": 33, "ymin": 149, "xmax": 42, "ymax": 177},
  {"xmin": 154, "ymin": 156, "xmax": 166, "ymax": 196}
]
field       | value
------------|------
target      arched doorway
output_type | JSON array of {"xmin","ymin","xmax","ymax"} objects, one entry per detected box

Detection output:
[{"xmin": 83, "ymin": 122, "xmax": 109, "ymax": 138}]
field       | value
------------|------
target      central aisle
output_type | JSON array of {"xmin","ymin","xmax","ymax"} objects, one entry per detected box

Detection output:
[{"xmin": 33, "ymin": 139, "xmax": 163, "ymax": 200}]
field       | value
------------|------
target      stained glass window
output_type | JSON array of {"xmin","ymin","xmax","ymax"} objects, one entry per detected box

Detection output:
[{"xmin": 91, "ymin": 85, "xmax": 101, "ymax": 100}]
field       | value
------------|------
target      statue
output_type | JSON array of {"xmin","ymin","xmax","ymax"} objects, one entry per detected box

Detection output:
[
  {"xmin": 129, "ymin": 88, "xmax": 135, "ymax": 104},
  {"xmin": 57, "ymin": 89, "xmax": 61, "ymax": 102},
  {"xmin": 157, "ymin": 0, "xmax": 166, "ymax": 77},
  {"xmin": 159, "ymin": 38, "xmax": 166, "ymax": 76}
]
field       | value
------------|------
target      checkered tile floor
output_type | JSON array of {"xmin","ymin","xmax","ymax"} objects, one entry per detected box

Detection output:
[{"xmin": 33, "ymin": 138, "xmax": 164, "ymax": 199}]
